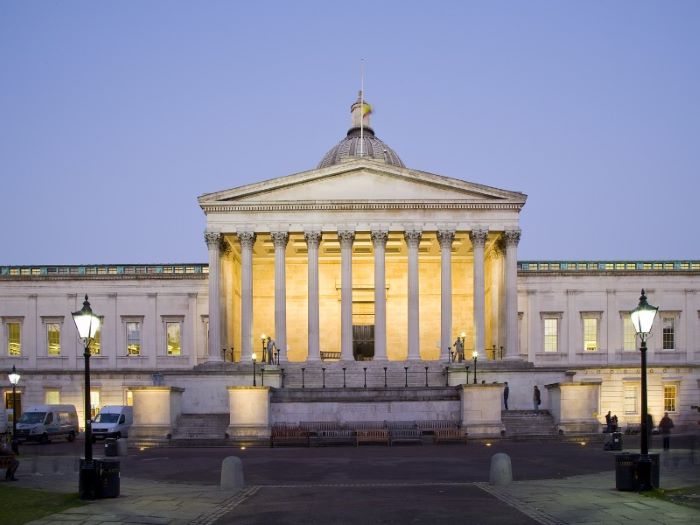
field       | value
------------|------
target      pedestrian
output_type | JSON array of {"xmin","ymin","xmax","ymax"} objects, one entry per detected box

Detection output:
[
  {"xmin": 659, "ymin": 412, "xmax": 674, "ymax": 450},
  {"xmin": 503, "ymin": 382, "xmax": 509, "ymax": 410},
  {"xmin": 0, "ymin": 440, "xmax": 19, "ymax": 481},
  {"xmin": 605, "ymin": 411, "xmax": 612, "ymax": 433},
  {"xmin": 533, "ymin": 385, "xmax": 541, "ymax": 412},
  {"xmin": 611, "ymin": 414, "xmax": 618, "ymax": 432}
]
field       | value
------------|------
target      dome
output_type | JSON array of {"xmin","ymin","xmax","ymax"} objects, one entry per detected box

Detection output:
[{"xmin": 317, "ymin": 93, "xmax": 405, "ymax": 169}]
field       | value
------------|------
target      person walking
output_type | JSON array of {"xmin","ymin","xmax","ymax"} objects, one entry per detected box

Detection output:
[
  {"xmin": 503, "ymin": 382, "xmax": 510, "ymax": 410},
  {"xmin": 533, "ymin": 385, "xmax": 541, "ymax": 412},
  {"xmin": 1, "ymin": 440, "xmax": 19, "ymax": 481},
  {"xmin": 659, "ymin": 412, "xmax": 674, "ymax": 450}
]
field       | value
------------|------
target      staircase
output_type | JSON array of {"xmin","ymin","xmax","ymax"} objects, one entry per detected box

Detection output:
[
  {"xmin": 501, "ymin": 410, "xmax": 559, "ymax": 440},
  {"xmin": 171, "ymin": 413, "xmax": 230, "ymax": 446}
]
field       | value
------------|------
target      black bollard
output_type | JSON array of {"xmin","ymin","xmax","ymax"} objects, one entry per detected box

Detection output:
[
  {"xmin": 404, "ymin": 367, "xmax": 409, "ymax": 388},
  {"xmin": 343, "ymin": 367, "xmax": 346, "ymax": 388},
  {"xmin": 301, "ymin": 367, "xmax": 305, "ymax": 389},
  {"xmin": 384, "ymin": 367, "xmax": 388, "ymax": 388},
  {"xmin": 425, "ymin": 366, "xmax": 429, "ymax": 387},
  {"xmin": 363, "ymin": 367, "xmax": 367, "ymax": 388},
  {"xmin": 322, "ymin": 367, "xmax": 326, "ymax": 388}
]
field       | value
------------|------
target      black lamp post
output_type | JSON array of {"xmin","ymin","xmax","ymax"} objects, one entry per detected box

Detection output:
[
  {"xmin": 260, "ymin": 334, "xmax": 267, "ymax": 363},
  {"xmin": 472, "ymin": 350, "xmax": 478, "ymax": 384},
  {"xmin": 71, "ymin": 295, "xmax": 101, "ymax": 500},
  {"xmin": 252, "ymin": 352, "xmax": 257, "ymax": 386},
  {"xmin": 630, "ymin": 289, "xmax": 658, "ymax": 491},
  {"xmin": 8, "ymin": 365, "xmax": 20, "ymax": 454}
]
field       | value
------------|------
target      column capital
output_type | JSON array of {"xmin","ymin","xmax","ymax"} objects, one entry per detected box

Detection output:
[
  {"xmin": 504, "ymin": 229, "xmax": 521, "ymax": 246},
  {"xmin": 371, "ymin": 230, "xmax": 389, "ymax": 248},
  {"xmin": 271, "ymin": 231, "xmax": 289, "ymax": 248},
  {"xmin": 404, "ymin": 230, "xmax": 422, "ymax": 248},
  {"xmin": 338, "ymin": 230, "xmax": 355, "ymax": 247},
  {"xmin": 469, "ymin": 228, "xmax": 489, "ymax": 247},
  {"xmin": 437, "ymin": 229, "xmax": 455, "ymax": 249},
  {"xmin": 204, "ymin": 232, "xmax": 222, "ymax": 248},
  {"xmin": 304, "ymin": 230, "xmax": 322, "ymax": 248},
  {"xmin": 238, "ymin": 231, "xmax": 256, "ymax": 249}
]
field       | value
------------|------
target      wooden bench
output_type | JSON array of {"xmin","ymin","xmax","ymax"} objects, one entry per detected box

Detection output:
[
  {"xmin": 356, "ymin": 429, "xmax": 390, "ymax": 446},
  {"xmin": 417, "ymin": 420, "xmax": 458, "ymax": 434},
  {"xmin": 310, "ymin": 430, "xmax": 356, "ymax": 447},
  {"xmin": 270, "ymin": 427, "xmax": 310, "ymax": 448},
  {"xmin": 390, "ymin": 428, "xmax": 423, "ymax": 446},
  {"xmin": 433, "ymin": 428, "xmax": 468, "ymax": 444},
  {"xmin": 300, "ymin": 421, "xmax": 344, "ymax": 432}
]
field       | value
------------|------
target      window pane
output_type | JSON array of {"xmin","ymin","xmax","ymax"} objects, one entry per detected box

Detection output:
[
  {"xmin": 544, "ymin": 318, "xmax": 558, "ymax": 352},
  {"xmin": 583, "ymin": 318, "xmax": 597, "ymax": 351},
  {"xmin": 662, "ymin": 317, "xmax": 675, "ymax": 350},
  {"xmin": 45, "ymin": 389, "xmax": 60, "ymax": 404},
  {"xmin": 663, "ymin": 385, "xmax": 677, "ymax": 412},
  {"xmin": 624, "ymin": 385, "xmax": 637, "ymax": 414},
  {"xmin": 126, "ymin": 322, "xmax": 141, "ymax": 356},
  {"xmin": 8, "ymin": 322, "xmax": 21, "ymax": 356},
  {"xmin": 166, "ymin": 322, "xmax": 181, "ymax": 356},
  {"xmin": 92, "ymin": 318, "xmax": 102, "ymax": 356},
  {"xmin": 90, "ymin": 390, "xmax": 100, "ymax": 419},
  {"xmin": 47, "ymin": 323, "xmax": 61, "ymax": 356},
  {"xmin": 623, "ymin": 315, "xmax": 636, "ymax": 351}
]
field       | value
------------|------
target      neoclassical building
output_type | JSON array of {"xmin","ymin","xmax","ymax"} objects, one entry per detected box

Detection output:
[{"xmin": 1, "ymin": 95, "xmax": 699, "ymax": 439}]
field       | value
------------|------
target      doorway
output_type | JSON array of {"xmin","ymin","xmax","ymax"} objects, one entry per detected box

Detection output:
[
  {"xmin": 5, "ymin": 391, "xmax": 22, "ymax": 421},
  {"xmin": 353, "ymin": 325, "xmax": 374, "ymax": 361}
]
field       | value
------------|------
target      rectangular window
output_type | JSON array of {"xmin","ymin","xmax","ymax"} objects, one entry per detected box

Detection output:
[
  {"xmin": 544, "ymin": 318, "xmax": 558, "ymax": 352},
  {"xmin": 624, "ymin": 384, "xmax": 638, "ymax": 415},
  {"xmin": 90, "ymin": 390, "xmax": 101, "ymax": 419},
  {"xmin": 662, "ymin": 316, "xmax": 675, "ymax": 350},
  {"xmin": 47, "ymin": 323, "xmax": 61, "ymax": 356},
  {"xmin": 166, "ymin": 322, "xmax": 182, "ymax": 356},
  {"xmin": 623, "ymin": 314, "xmax": 637, "ymax": 351},
  {"xmin": 126, "ymin": 322, "xmax": 141, "ymax": 356},
  {"xmin": 7, "ymin": 322, "xmax": 21, "ymax": 356},
  {"xmin": 664, "ymin": 385, "xmax": 677, "ymax": 412},
  {"xmin": 45, "ymin": 389, "xmax": 60, "ymax": 405},
  {"xmin": 91, "ymin": 317, "xmax": 103, "ymax": 356},
  {"xmin": 124, "ymin": 390, "xmax": 133, "ymax": 406},
  {"xmin": 583, "ymin": 318, "xmax": 598, "ymax": 351}
]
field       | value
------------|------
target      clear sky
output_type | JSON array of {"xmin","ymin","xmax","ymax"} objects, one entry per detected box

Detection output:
[{"xmin": 1, "ymin": 1, "xmax": 698, "ymax": 265}]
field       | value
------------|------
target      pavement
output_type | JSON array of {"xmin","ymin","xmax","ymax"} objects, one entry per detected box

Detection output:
[{"xmin": 6, "ymin": 442, "xmax": 700, "ymax": 525}]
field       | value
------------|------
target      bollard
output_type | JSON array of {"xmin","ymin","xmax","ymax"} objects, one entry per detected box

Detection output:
[
  {"xmin": 489, "ymin": 453, "xmax": 513, "ymax": 486},
  {"xmin": 220, "ymin": 456, "xmax": 244, "ymax": 492}
]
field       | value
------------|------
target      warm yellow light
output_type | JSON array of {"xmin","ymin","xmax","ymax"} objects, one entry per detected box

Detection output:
[
  {"xmin": 252, "ymin": 352, "xmax": 257, "ymax": 362},
  {"xmin": 460, "ymin": 332, "xmax": 466, "ymax": 338},
  {"xmin": 580, "ymin": 441, "xmax": 586, "ymax": 446},
  {"xmin": 240, "ymin": 446, "xmax": 246, "ymax": 450},
  {"xmin": 261, "ymin": 333, "xmax": 266, "ymax": 340},
  {"xmin": 485, "ymin": 442, "xmax": 492, "ymax": 447},
  {"xmin": 472, "ymin": 350, "xmax": 478, "ymax": 359}
]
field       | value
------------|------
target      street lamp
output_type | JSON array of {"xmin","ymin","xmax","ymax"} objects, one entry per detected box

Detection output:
[
  {"xmin": 8, "ymin": 365, "xmax": 20, "ymax": 454},
  {"xmin": 71, "ymin": 295, "xmax": 101, "ymax": 500},
  {"xmin": 472, "ymin": 350, "xmax": 478, "ymax": 384},
  {"xmin": 630, "ymin": 289, "xmax": 658, "ymax": 491},
  {"xmin": 260, "ymin": 333, "xmax": 267, "ymax": 363},
  {"xmin": 252, "ymin": 352, "xmax": 257, "ymax": 386}
]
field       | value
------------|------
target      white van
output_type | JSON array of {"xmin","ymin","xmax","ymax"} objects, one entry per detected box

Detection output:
[
  {"xmin": 92, "ymin": 405, "xmax": 133, "ymax": 441},
  {"xmin": 16, "ymin": 404, "xmax": 79, "ymax": 443}
]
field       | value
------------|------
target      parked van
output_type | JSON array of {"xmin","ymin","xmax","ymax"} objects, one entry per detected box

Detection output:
[
  {"xmin": 16, "ymin": 404, "xmax": 79, "ymax": 443},
  {"xmin": 92, "ymin": 405, "xmax": 133, "ymax": 441}
]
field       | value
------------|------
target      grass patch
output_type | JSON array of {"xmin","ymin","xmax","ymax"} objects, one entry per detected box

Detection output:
[
  {"xmin": 0, "ymin": 486, "xmax": 86, "ymax": 525},
  {"xmin": 641, "ymin": 485, "xmax": 700, "ymax": 510}
]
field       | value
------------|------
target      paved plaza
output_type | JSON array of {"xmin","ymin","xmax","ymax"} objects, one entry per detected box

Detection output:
[{"xmin": 7, "ymin": 438, "xmax": 700, "ymax": 525}]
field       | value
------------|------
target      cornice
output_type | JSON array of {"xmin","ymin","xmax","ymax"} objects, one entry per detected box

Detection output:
[{"xmin": 201, "ymin": 200, "xmax": 525, "ymax": 213}]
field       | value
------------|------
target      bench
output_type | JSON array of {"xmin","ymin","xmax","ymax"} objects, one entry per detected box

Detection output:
[
  {"xmin": 356, "ymin": 429, "xmax": 390, "ymax": 446},
  {"xmin": 320, "ymin": 351, "xmax": 341, "ymax": 361},
  {"xmin": 390, "ymin": 428, "xmax": 423, "ymax": 446},
  {"xmin": 300, "ymin": 421, "xmax": 344, "ymax": 432},
  {"xmin": 433, "ymin": 428, "xmax": 468, "ymax": 445},
  {"xmin": 270, "ymin": 427, "xmax": 309, "ymax": 448},
  {"xmin": 625, "ymin": 424, "xmax": 641, "ymax": 435},
  {"xmin": 417, "ymin": 420, "xmax": 458, "ymax": 434},
  {"xmin": 310, "ymin": 430, "xmax": 356, "ymax": 447}
]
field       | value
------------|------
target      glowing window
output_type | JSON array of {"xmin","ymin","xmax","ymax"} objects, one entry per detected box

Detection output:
[
  {"xmin": 7, "ymin": 322, "xmax": 21, "ymax": 356},
  {"xmin": 583, "ymin": 318, "xmax": 597, "ymax": 351},
  {"xmin": 166, "ymin": 322, "xmax": 182, "ymax": 356},
  {"xmin": 91, "ymin": 318, "xmax": 102, "ymax": 356},
  {"xmin": 663, "ymin": 385, "xmax": 677, "ymax": 412},
  {"xmin": 544, "ymin": 318, "xmax": 558, "ymax": 352},
  {"xmin": 47, "ymin": 323, "xmax": 61, "ymax": 356},
  {"xmin": 45, "ymin": 389, "xmax": 60, "ymax": 405},
  {"xmin": 126, "ymin": 322, "xmax": 141, "ymax": 356}
]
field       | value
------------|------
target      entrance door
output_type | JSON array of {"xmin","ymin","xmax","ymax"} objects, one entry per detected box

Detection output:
[{"xmin": 353, "ymin": 325, "xmax": 375, "ymax": 360}]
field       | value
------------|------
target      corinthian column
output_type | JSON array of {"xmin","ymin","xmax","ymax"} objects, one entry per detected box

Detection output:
[
  {"xmin": 372, "ymin": 229, "xmax": 389, "ymax": 361},
  {"xmin": 305, "ymin": 231, "xmax": 322, "ymax": 362},
  {"xmin": 205, "ymin": 232, "xmax": 223, "ymax": 361},
  {"xmin": 238, "ymin": 231, "xmax": 256, "ymax": 362},
  {"xmin": 404, "ymin": 230, "xmax": 422, "ymax": 360},
  {"xmin": 339, "ymin": 230, "xmax": 355, "ymax": 361},
  {"xmin": 504, "ymin": 229, "xmax": 521, "ymax": 360},
  {"xmin": 437, "ymin": 229, "xmax": 455, "ymax": 362},
  {"xmin": 271, "ymin": 231, "xmax": 289, "ymax": 362},
  {"xmin": 470, "ymin": 229, "xmax": 488, "ymax": 359}
]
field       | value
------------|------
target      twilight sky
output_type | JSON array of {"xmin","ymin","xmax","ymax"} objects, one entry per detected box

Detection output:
[{"xmin": 1, "ymin": 1, "xmax": 698, "ymax": 265}]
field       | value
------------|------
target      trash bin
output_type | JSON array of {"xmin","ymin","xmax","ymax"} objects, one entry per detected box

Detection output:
[
  {"xmin": 96, "ymin": 458, "xmax": 120, "ymax": 498},
  {"xmin": 615, "ymin": 453, "xmax": 660, "ymax": 491},
  {"xmin": 79, "ymin": 458, "xmax": 98, "ymax": 500},
  {"xmin": 105, "ymin": 438, "xmax": 118, "ymax": 457}
]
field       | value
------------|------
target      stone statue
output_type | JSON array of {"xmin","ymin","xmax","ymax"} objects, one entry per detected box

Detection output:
[
  {"xmin": 452, "ymin": 337, "xmax": 464, "ymax": 363},
  {"xmin": 266, "ymin": 337, "xmax": 277, "ymax": 365}
]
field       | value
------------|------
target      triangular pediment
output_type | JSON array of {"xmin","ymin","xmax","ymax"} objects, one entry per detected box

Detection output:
[{"xmin": 199, "ymin": 159, "xmax": 526, "ymax": 208}]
